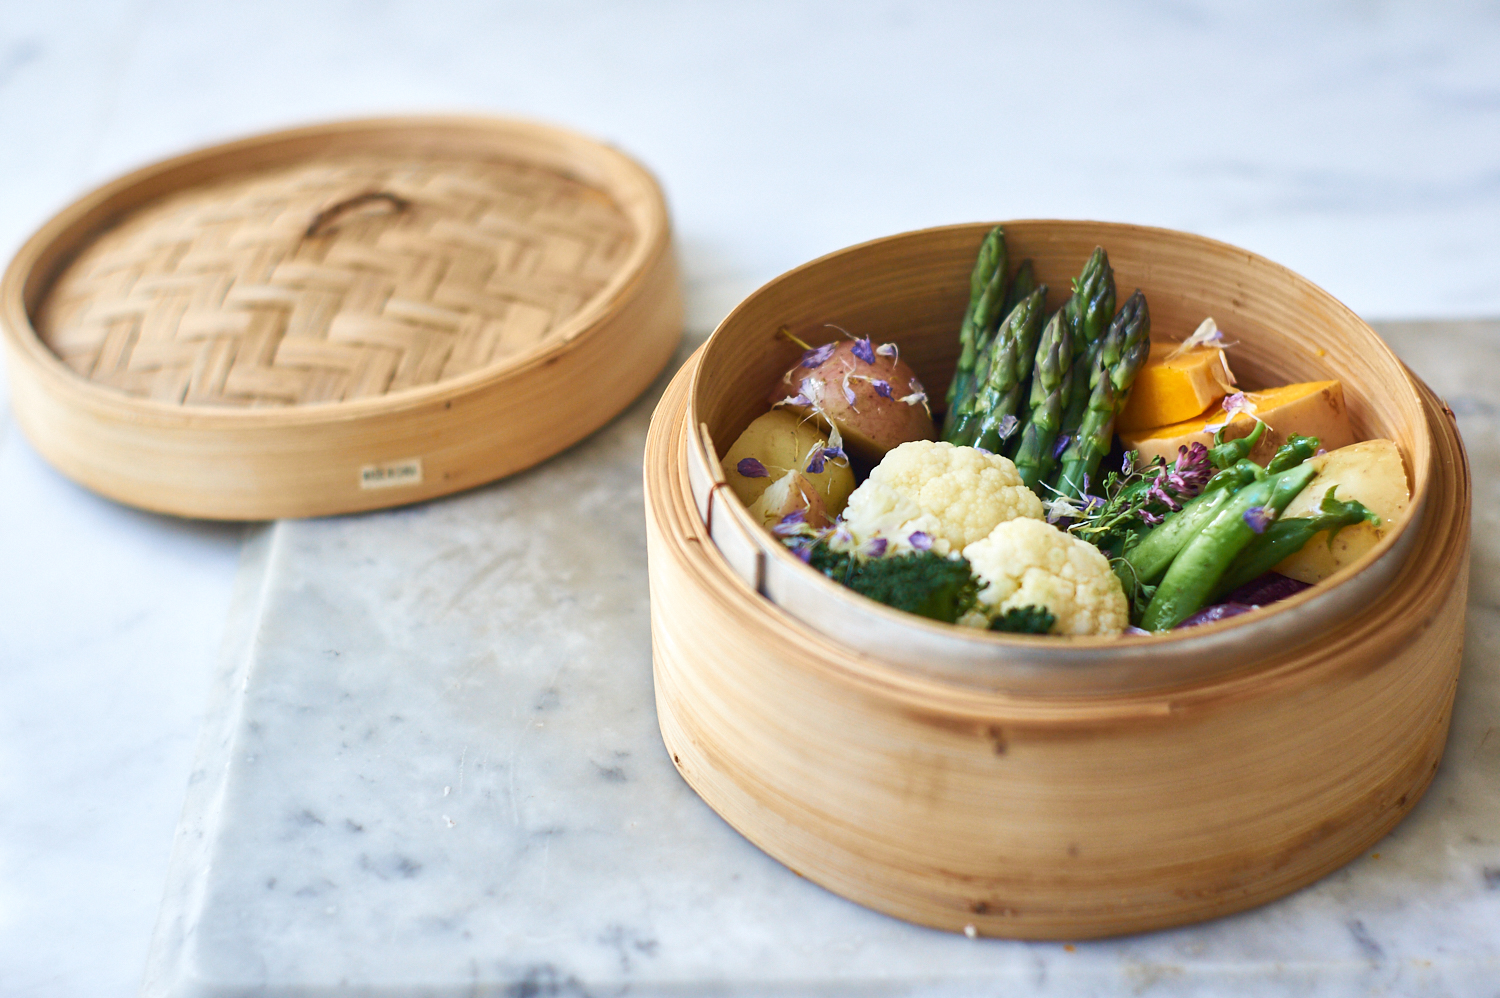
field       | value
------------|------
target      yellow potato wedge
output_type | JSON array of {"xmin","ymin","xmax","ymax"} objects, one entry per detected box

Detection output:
[
  {"xmin": 1274, "ymin": 439, "xmax": 1410, "ymax": 583},
  {"xmin": 721, "ymin": 409, "xmax": 855, "ymax": 515}
]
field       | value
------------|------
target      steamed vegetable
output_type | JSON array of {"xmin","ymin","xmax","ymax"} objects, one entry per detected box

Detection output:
[
  {"xmin": 839, "ymin": 439, "xmax": 1042, "ymax": 556},
  {"xmin": 1272, "ymin": 439, "xmax": 1410, "ymax": 583},
  {"xmin": 1010, "ymin": 311, "xmax": 1073, "ymax": 489},
  {"xmin": 1052, "ymin": 289, "xmax": 1151, "ymax": 499},
  {"xmin": 800, "ymin": 540, "xmax": 981, "ymax": 624},
  {"xmin": 1138, "ymin": 461, "xmax": 1317, "ymax": 631},
  {"xmin": 774, "ymin": 335, "xmax": 935, "ymax": 462},
  {"xmin": 963, "ymin": 516, "xmax": 1130, "ymax": 636},
  {"xmin": 1211, "ymin": 488, "xmax": 1379, "ymax": 600},
  {"xmin": 968, "ymin": 287, "xmax": 1048, "ymax": 452},
  {"xmin": 721, "ymin": 409, "xmax": 855, "ymax": 514},
  {"xmin": 943, "ymin": 226, "xmax": 1009, "ymax": 438}
]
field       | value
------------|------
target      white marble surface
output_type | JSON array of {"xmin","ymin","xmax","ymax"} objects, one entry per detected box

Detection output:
[
  {"xmin": 2, "ymin": 3, "xmax": 1500, "ymax": 996},
  {"xmin": 144, "ymin": 325, "xmax": 1500, "ymax": 997}
]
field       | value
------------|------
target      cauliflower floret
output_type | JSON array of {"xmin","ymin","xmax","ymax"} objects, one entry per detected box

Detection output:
[
  {"xmin": 962, "ymin": 518, "xmax": 1128, "ymax": 636},
  {"xmin": 841, "ymin": 440, "xmax": 1042, "ymax": 555}
]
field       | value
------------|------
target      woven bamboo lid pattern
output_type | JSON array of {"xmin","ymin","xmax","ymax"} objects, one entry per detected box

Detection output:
[
  {"xmin": 2, "ymin": 117, "xmax": 683, "ymax": 518},
  {"xmin": 38, "ymin": 155, "xmax": 634, "ymax": 406}
]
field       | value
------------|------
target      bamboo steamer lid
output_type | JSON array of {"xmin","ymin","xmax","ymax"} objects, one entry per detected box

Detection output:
[
  {"xmin": 643, "ymin": 221, "xmax": 1472, "ymax": 938},
  {"xmin": 1, "ymin": 116, "xmax": 683, "ymax": 518}
]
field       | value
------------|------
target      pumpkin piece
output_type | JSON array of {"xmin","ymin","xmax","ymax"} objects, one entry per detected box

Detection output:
[
  {"xmin": 1116, "ymin": 342, "xmax": 1237, "ymax": 431},
  {"xmin": 1273, "ymin": 439, "xmax": 1409, "ymax": 583},
  {"xmin": 1120, "ymin": 380, "xmax": 1356, "ymax": 468}
]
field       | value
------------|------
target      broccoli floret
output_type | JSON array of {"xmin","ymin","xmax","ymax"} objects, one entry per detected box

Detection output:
[
  {"xmin": 789, "ymin": 540, "xmax": 980, "ymax": 624},
  {"xmin": 805, "ymin": 540, "xmax": 856, "ymax": 585},
  {"xmin": 988, "ymin": 605, "xmax": 1057, "ymax": 635},
  {"xmin": 846, "ymin": 550, "xmax": 980, "ymax": 624}
]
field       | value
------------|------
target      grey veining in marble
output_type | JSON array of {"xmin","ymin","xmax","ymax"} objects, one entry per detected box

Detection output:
[{"xmin": 143, "ymin": 327, "xmax": 1500, "ymax": 997}]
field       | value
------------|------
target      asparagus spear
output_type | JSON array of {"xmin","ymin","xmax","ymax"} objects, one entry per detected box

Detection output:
[
  {"xmin": 1053, "ymin": 248, "xmax": 1118, "ymax": 457},
  {"xmin": 972, "ymin": 287, "xmax": 1048, "ymax": 452},
  {"xmin": 1001, "ymin": 259, "xmax": 1037, "ymax": 319},
  {"xmin": 1010, "ymin": 311, "xmax": 1073, "ymax": 490},
  {"xmin": 942, "ymin": 227, "xmax": 1008, "ymax": 439},
  {"xmin": 1052, "ymin": 290, "xmax": 1151, "ymax": 499}
]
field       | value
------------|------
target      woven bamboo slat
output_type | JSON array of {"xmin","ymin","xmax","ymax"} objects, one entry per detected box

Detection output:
[
  {"xmin": 642, "ymin": 222, "xmax": 1471, "ymax": 937},
  {"xmin": 2, "ymin": 116, "xmax": 683, "ymax": 518}
]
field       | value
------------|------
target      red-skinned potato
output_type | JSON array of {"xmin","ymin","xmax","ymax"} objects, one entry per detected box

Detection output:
[{"xmin": 771, "ymin": 337, "xmax": 935, "ymax": 463}]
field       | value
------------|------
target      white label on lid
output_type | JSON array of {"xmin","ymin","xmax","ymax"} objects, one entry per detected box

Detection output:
[{"xmin": 360, "ymin": 458, "xmax": 423, "ymax": 489}]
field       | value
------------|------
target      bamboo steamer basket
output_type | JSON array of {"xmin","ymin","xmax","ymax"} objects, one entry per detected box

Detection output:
[
  {"xmin": 643, "ymin": 221, "xmax": 1471, "ymax": 939},
  {"xmin": 1, "ymin": 116, "xmax": 682, "ymax": 519}
]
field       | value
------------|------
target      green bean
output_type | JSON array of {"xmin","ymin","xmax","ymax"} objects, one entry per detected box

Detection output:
[
  {"xmin": 1207, "ymin": 420, "xmax": 1266, "ymax": 469},
  {"xmin": 1119, "ymin": 462, "xmax": 1261, "ymax": 585},
  {"xmin": 1265, "ymin": 433, "xmax": 1320, "ymax": 475},
  {"xmin": 1210, "ymin": 488, "xmax": 1378, "ymax": 599},
  {"xmin": 1139, "ymin": 463, "xmax": 1317, "ymax": 631}
]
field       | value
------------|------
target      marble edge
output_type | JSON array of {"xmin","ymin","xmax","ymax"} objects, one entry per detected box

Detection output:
[{"xmin": 139, "ymin": 524, "xmax": 281, "ymax": 998}]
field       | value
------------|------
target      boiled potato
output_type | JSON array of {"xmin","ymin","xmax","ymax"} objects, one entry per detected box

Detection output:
[
  {"xmin": 770, "ymin": 338, "xmax": 935, "ymax": 463},
  {"xmin": 748, "ymin": 471, "xmax": 830, "ymax": 530},
  {"xmin": 1274, "ymin": 439, "xmax": 1410, "ymax": 583},
  {"xmin": 720, "ymin": 409, "xmax": 855, "ymax": 515}
]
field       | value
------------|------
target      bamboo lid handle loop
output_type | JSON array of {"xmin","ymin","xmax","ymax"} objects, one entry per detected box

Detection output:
[{"xmin": 304, "ymin": 190, "xmax": 411, "ymax": 238}]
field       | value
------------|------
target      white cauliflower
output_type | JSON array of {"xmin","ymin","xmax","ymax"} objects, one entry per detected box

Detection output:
[
  {"xmin": 961, "ymin": 517, "xmax": 1129, "ymax": 636},
  {"xmin": 841, "ymin": 440, "xmax": 1042, "ymax": 556}
]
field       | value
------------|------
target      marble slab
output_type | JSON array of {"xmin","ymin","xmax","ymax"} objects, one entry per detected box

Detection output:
[{"xmin": 143, "ymin": 326, "xmax": 1500, "ymax": 997}]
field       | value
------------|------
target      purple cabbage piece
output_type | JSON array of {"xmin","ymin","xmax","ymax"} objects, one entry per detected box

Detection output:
[
  {"xmin": 1223, "ymin": 572, "xmax": 1312, "ymax": 607},
  {"xmin": 1176, "ymin": 602, "xmax": 1256, "ymax": 629},
  {"xmin": 736, "ymin": 458, "xmax": 769, "ymax": 479},
  {"xmin": 851, "ymin": 337, "xmax": 876, "ymax": 364}
]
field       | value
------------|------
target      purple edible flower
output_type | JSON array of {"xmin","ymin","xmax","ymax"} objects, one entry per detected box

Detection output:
[
  {"xmin": 996, "ymin": 413, "xmax": 1019, "ymax": 440},
  {"xmin": 772, "ymin": 509, "xmax": 807, "ymax": 536},
  {"xmin": 1243, "ymin": 505, "xmax": 1275, "ymax": 534},
  {"xmin": 1052, "ymin": 434, "xmax": 1072, "ymax": 459},
  {"xmin": 871, "ymin": 379, "xmax": 892, "ymax": 399},
  {"xmin": 736, "ymin": 458, "xmax": 769, "ymax": 479},
  {"xmin": 908, "ymin": 531, "xmax": 933, "ymax": 551},
  {"xmin": 804, "ymin": 445, "xmax": 843, "ymax": 474},
  {"xmin": 1145, "ymin": 474, "xmax": 1183, "ymax": 513},
  {"xmin": 1138, "ymin": 508, "xmax": 1164, "ymax": 525},
  {"xmin": 800, "ymin": 342, "xmax": 836, "ymax": 368},
  {"xmin": 876, "ymin": 342, "xmax": 899, "ymax": 361},
  {"xmin": 851, "ymin": 337, "xmax": 876, "ymax": 364},
  {"xmin": 841, "ymin": 374, "xmax": 858, "ymax": 407},
  {"xmin": 1170, "ymin": 442, "xmax": 1211, "ymax": 497},
  {"xmin": 831, "ymin": 522, "xmax": 854, "ymax": 547},
  {"xmin": 865, "ymin": 537, "xmax": 888, "ymax": 558}
]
